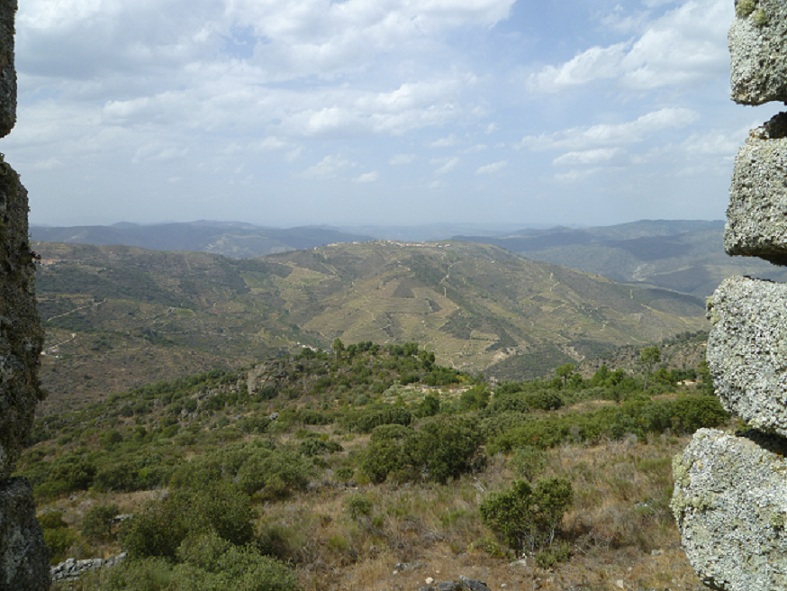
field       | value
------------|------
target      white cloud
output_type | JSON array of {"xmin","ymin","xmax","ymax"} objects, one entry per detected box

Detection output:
[
  {"xmin": 519, "ymin": 107, "xmax": 698, "ymax": 151},
  {"xmin": 355, "ymin": 171, "xmax": 379, "ymax": 183},
  {"xmin": 554, "ymin": 167, "xmax": 604, "ymax": 183},
  {"xmin": 553, "ymin": 148, "xmax": 622, "ymax": 166},
  {"xmin": 430, "ymin": 134, "xmax": 460, "ymax": 148},
  {"xmin": 529, "ymin": 43, "xmax": 631, "ymax": 92},
  {"xmin": 434, "ymin": 156, "xmax": 460, "ymax": 175},
  {"xmin": 529, "ymin": 0, "xmax": 732, "ymax": 93},
  {"xmin": 301, "ymin": 154, "xmax": 354, "ymax": 179},
  {"xmin": 475, "ymin": 160, "xmax": 507, "ymax": 175},
  {"xmin": 680, "ymin": 130, "xmax": 740, "ymax": 157}
]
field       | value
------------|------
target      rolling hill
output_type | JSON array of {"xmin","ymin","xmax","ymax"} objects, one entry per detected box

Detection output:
[
  {"xmin": 455, "ymin": 219, "xmax": 787, "ymax": 298},
  {"xmin": 34, "ymin": 240, "xmax": 707, "ymax": 412}
]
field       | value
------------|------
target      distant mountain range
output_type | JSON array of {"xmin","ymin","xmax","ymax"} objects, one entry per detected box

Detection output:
[
  {"xmin": 33, "ymin": 240, "xmax": 707, "ymax": 411},
  {"xmin": 31, "ymin": 219, "xmax": 786, "ymax": 297},
  {"xmin": 455, "ymin": 219, "xmax": 787, "ymax": 298},
  {"xmin": 31, "ymin": 221, "xmax": 373, "ymax": 258}
]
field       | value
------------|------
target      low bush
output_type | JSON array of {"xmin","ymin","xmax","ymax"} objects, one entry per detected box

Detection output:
[
  {"xmin": 121, "ymin": 482, "xmax": 254, "ymax": 560},
  {"xmin": 480, "ymin": 477, "xmax": 573, "ymax": 554}
]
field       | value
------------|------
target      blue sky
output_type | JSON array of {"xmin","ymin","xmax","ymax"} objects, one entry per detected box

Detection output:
[{"xmin": 4, "ymin": 0, "xmax": 780, "ymax": 228}]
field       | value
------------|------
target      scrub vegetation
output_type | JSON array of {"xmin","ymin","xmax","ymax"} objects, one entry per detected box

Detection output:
[{"xmin": 17, "ymin": 341, "xmax": 724, "ymax": 590}]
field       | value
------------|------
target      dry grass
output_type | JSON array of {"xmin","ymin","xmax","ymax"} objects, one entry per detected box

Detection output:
[{"xmin": 236, "ymin": 434, "xmax": 706, "ymax": 591}]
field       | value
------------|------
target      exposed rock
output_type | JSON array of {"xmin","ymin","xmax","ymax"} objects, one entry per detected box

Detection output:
[
  {"xmin": 0, "ymin": 156, "xmax": 44, "ymax": 479},
  {"xmin": 0, "ymin": 2, "xmax": 49, "ymax": 590},
  {"xmin": 724, "ymin": 113, "xmax": 787, "ymax": 263},
  {"xmin": 0, "ymin": 0, "xmax": 14, "ymax": 137},
  {"xmin": 672, "ymin": 429, "xmax": 787, "ymax": 591},
  {"xmin": 51, "ymin": 553, "xmax": 127, "ymax": 582},
  {"xmin": 0, "ymin": 478, "xmax": 50, "ymax": 591},
  {"xmin": 729, "ymin": 0, "xmax": 787, "ymax": 105},
  {"xmin": 706, "ymin": 275, "xmax": 787, "ymax": 436}
]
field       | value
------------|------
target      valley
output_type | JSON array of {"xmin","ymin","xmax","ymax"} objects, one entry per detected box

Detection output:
[{"xmin": 34, "ymin": 238, "xmax": 708, "ymax": 413}]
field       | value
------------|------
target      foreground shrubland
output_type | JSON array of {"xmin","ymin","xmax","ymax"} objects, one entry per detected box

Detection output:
[{"xmin": 16, "ymin": 342, "xmax": 721, "ymax": 590}]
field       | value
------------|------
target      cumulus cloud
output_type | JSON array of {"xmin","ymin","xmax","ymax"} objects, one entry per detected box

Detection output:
[
  {"xmin": 529, "ymin": 0, "xmax": 731, "ymax": 93},
  {"xmin": 529, "ymin": 43, "xmax": 631, "ymax": 92}
]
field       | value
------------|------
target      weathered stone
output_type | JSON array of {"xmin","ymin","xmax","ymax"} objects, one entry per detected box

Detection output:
[
  {"xmin": 729, "ymin": 0, "xmax": 787, "ymax": 105},
  {"xmin": 0, "ymin": 157, "xmax": 44, "ymax": 479},
  {"xmin": 672, "ymin": 429, "xmax": 787, "ymax": 591},
  {"xmin": 0, "ymin": 478, "xmax": 50, "ymax": 591},
  {"xmin": 706, "ymin": 275, "xmax": 787, "ymax": 436},
  {"xmin": 724, "ymin": 113, "xmax": 787, "ymax": 263},
  {"xmin": 0, "ymin": 0, "xmax": 15, "ymax": 137}
]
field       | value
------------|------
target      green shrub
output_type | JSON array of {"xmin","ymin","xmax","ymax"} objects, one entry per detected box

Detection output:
[
  {"xmin": 670, "ymin": 395, "xmax": 729, "ymax": 434},
  {"xmin": 522, "ymin": 391, "xmax": 563, "ymax": 411},
  {"xmin": 488, "ymin": 391, "xmax": 530, "ymax": 414},
  {"xmin": 81, "ymin": 503, "xmax": 120, "ymax": 544},
  {"xmin": 416, "ymin": 393, "xmax": 440, "ymax": 417},
  {"xmin": 235, "ymin": 448, "xmax": 311, "ymax": 499},
  {"xmin": 405, "ymin": 416, "xmax": 484, "ymax": 484},
  {"xmin": 39, "ymin": 510, "xmax": 78, "ymax": 564},
  {"xmin": 298, "ymin": 437, "xmax": 342, "ymax": 457},
  {"xmin": 346, "ymin": 406, "xmax": 412, "ymax": 433},
  {"xmin": 361, "ymin": 424, "xmax": 410, "ymax": 483},
  {"xmin": 535, "ymin": 540, "xmax": 571, "ymax": 569},
  {"xmin": 459, "ymin": 384, "xmax": 490, "ymax": 410},
  {"xmin": 511, "ymin": 446, "xmax": 546, "ymax": 482},
  {"xmin": 121, "ymin": 482, "xmax": 254, "ymax": 560},
  {"xmin": 480, "ymin": 477, "xmax": 573, "ymax": 554},
  {"xmin": 87, "ymin": 550, "xmax": 298, "ymax": 591},
  {"xmin": 48, "ymin": 454, "xmax": 97, "ymax": 493},
  {"xmin": 345, "ymin": 494, "xmax": 374, "ymax": 520}
]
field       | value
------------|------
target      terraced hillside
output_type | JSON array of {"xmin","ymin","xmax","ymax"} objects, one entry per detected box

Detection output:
[{"xmin": 34, "ymin": 240, "xmax": 708, "ymax": 412}]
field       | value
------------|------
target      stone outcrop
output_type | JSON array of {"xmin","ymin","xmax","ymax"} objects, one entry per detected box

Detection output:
[
  {"xmin": 0, "ymin": 0, "xmax": 49, "ymax": 589},
  {"xmin": 729, "ymin": 0, "xmax": 787, "ymax": 105},
  {"xmin": 724, "ymin": 113, "xmax": 787, "ymax": 263},
  {"xmin": 50, "ymin": 553, "xmax": 127, "ymax": 583},
  {"xmin": 673, "ymin": 429, "xmax": 787, "ymax": 591},
  {"xmin": 0, "ymin": 157, "xmax": 44, "ymax": 480},
  {"xmin": 672, "ymin": 3, "xmax": 787, "ymax": 590},
  {"xmin": 706, "ymin": 276, "xmax": 787, "ymax": 435},
  {"xmin": 0, "ymin": 479, "xmax": 50, "ymax": 591},
  {"xmin": 0, "ymin": 0, "xmax": 14, "ymax": 137}
]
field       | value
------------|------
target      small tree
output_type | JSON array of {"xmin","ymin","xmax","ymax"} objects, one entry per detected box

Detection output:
[{"xmin": 639, "ymin": 346, "xmax": 661, "ymax": 390}]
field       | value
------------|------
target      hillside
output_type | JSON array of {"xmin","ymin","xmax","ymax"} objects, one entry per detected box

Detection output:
[
  {"xmin": 456, "ymin": 219, "xmax": 787, "ymax": 298},
  {"xmin": 18, "ymin": 343, "xmax": 720, "ymax": 591},
  {"xmin": 32, "ymin": 219, "xmax": 787, "ymax": 299},
  {"xmin": 34, "ymin": 240, "xmax": 707, "ymax": 412}
]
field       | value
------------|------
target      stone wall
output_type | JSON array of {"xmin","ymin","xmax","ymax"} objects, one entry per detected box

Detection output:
[
  {"xmin": 671, "ymin": 2, "xmax": 787, "ymax": 589},
  {"xmin": 0, "ymin": 0, "xmax": 50, "ymax": 589}
]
